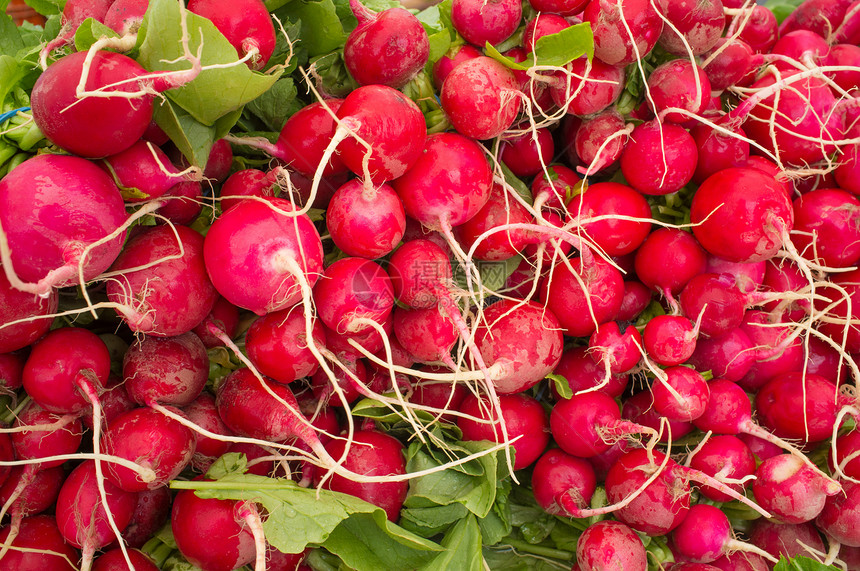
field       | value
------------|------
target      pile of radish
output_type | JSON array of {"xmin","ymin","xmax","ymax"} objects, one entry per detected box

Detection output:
[{"xmin": 3, "ymin": 0, "xmax": 860, "ymax": 568}]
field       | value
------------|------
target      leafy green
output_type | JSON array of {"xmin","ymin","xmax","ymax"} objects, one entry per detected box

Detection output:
[
  {"xmin": 417, "ymin": 514, "xmax": 483, "ymax": 571},
  {"xmin": 174, "ymin": 475, "xmax": 443, "ymax": 570},
  {"xmin": 275, "ymin": 0, "xmax": 348, "ymax": 57},
  {"xmin": 452, "ymin": 255, "xmax": 521, "ymax": 295},
  {"xmin": 136, "ymin": 0, "xmax": 281, "ymax": 125},
  {"xmin": 152, "ymin": 98, "xmax": 219, "ymax": 170},
  {"xmin": 0, "ymin": 0, "xmax": 24, "ymax": 58},
  {"xmin": 73, "ymin": 18, "xmax": 119, "ymax": 52},
  {"xmin": 546, "ymin": 373, "xmax": 572, "ymax": 400},
  {"xmin": 486, "ymin": 23, "xmax": 593, "ymax": 71},
  {"xmin": 245, "ymin": 77, "xmax": 301, "ymax": 131},
  {"xmin": 764, "ymin": 0, "xmax": 804, "ymax": 24},
  {"xmin": 774, "ymin": 556, "xmax": 840, "ymax": 571},
  {"xmin": 22, "ymin": 0, "xmax": 62, "ymax": 16}
]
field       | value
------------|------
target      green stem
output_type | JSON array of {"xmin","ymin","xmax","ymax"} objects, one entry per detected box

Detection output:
[
  {"xmin": 498, "ymin": 539, "xmax": 573, "ymax": 561},
  {"xmin": 170, "ymin": 479, "xmax": 288, "ymax": 491},
  {"xmin": 0, "ymin": 395, "xmax": 30, "ymax": 425}
]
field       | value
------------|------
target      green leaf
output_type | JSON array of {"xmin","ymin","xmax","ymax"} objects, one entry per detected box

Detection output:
[
  {"xmin": 486, "ymin": 23, "xmax": 593, "ymax": 71},
  {"xmin": 764, "ymin": 0, "xmax": 804, "ymax": 24},
  {"xmin": 773, "ymin": 556, "xmax": 839, "ymax": 571},
  {"xmin": 478, "ymin": 499, "xmax": 512, "ymax": 545},
  {"xmin": 400, "ymin": 503, "xmax": 469, "ymax": 537},
  {"xmin": 205, "ymin": 453, "xmax": 248, "ymax": 479},
  {"xmin": 0, "ymin": 1, "xmax": 24, "ymax": 58},
  {"xmin": 23, "ymin": 0, "xmax": 62, "ymax": 16},
  {"xmin": 275, "ymin": 0, "xmax": 348, "ymax": 57},
  {"xmin": 73, "ymin": 17, "xmax": 120, "ymax": 52},
  {"xmin": 0, "ymin": 56, "xmax": 24, "ymax": 108},
  {"xmin": 546, "ymin": 373, "xmax": 572, "ymax": 400},
  {"xmin": 322, "ymin": 511, "xmax": 441, "ymax": 570},
  {"xmin": 418, "ymin": 514, "xmax": 483, "ymax": 571},
  {"xmin": 245, "ymin": 77, "xmax": 300, "ymax": 131},
  {"xmin": 177, "ymin": 475, "xmax": 443, "ymax": 568},
  {"xmin": 136, "ymin": 0, "xmax": 282, "ymax": 125},
  {"xmin": 152, "ymin": 98, "xmax": 217, "ymax": 169},
  {"xmin": 452, "ymin": 255, "xmax": 522, "ymax": 294}
]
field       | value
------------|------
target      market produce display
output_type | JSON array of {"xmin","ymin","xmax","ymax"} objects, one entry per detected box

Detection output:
[{"xmin": 1, "ymin": 0, "xmax": 860, "ymax": 568}]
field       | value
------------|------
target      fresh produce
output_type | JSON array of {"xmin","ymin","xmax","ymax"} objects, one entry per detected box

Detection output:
[{"xmin": 2, "ymin": 0, "xmax": 860, "ymax": 569}]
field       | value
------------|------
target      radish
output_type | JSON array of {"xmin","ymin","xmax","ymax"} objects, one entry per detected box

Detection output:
[
  {"xmin": 791, "ymin": 188, "xmax": 860, "ymax": 268},
  {"xmin": 22, "ymin": 327, "xmax": 110, "ymax": 415},
  {"xmin": 326, "ymin": 179, "xmax": 406, "ymax": 260},
  {"xmin": 679, "ymin": 273, "xmax": 746, "ymax": 338},
  {"xmin": 573, "ymin": 181, "xmax": 652, "ymax": 256},
  {"xmin": 523, "ymin": 14, "xmax": 571, "ymax": 53},
  {"xmin": 552, "ymin": 346, "xmax": 629, "ymax": 398},
  {"xmin": 38, "ymin": 0, "xmax": 115, "ymax": 67},
  {"xmin": 620, "ymin": 120, "xmax": 698, "ymax": 195},
  {"xmin": 652, "ymin": 366, "xmax": 710, "ymax": 422},
  {"xmin": 582, "ymin": 0, "xmax": 663, "ymax": 66},
  {"xmin": 0, "ymin": 515, "xmax": 80, "ymax": 570},
  {"xmin": 735, "ymin": 5, "xmax": 779, "ymax": 53},
  {"xmin": 387, "ymin": 240, "xmax": 452, "ymax": 309},
  {"xmin": 657, "ymin": 0, "xmax": 724, "ymax": 55},
  {"xmin": 710, "ymin": 552, "xmax": 769, "ymax": 571},
  {"xmin": 643, "ymin": 315, "xmax": 697, "ymax": 366},
  {"xmin": 0, "ymin": 154, "xmax": 127, "ymax": 296},
  {"xmin": 550, "ymin": 57, "xmax": 626, "ymax": 118},
  {"xmin": 754, "ymin": 371, "xmax": 840, "ymax": 444},
  {"xmin": 576, "ymin": 520, "xmax": 647, "ymax": 571},
  {"xmin": 690, "ymin": 167, "xmax": 793, "ymax": 264},
  {"xmin": 193, "ymin": 295, "xmax": 241, "ymax": 348},
  {"xmin": 313, "ymin": 257, "xmax": 394, "ymax": 335},
  {"xmin": 118, "ymin": 486, "xmax": 171, "ymax": 548},
  {"xmin": 203, "ymin": 197, "xmax": 324, "ymax": 316},
  {"xmin": 702, "ymin": 38, "xmax": 755, "ymax": 92},
  {"xmin": 187, "ymin": 0, "xmax": 276, "ymax": 70},
  {"xmin": 182, "ymin": 392, "xmax": 235, "ymax": 472},
  {"xmin": 499, "ymin": 126, "xmax": 555, "ymax": 179},
  {"xmin": 11, "ymin": 403, "xmax": 83, "ymax": 468},
  {"xmin": 688, "ymin": 434, "xmax": 756, "ymax": 502},
  {"xmin": 102, "ymin": 140, "xmax": 191, "ymax": 202},
  {"xmin": 633, "ymin": 227, "xmax": 707, "ymax": 302},
  {"xmin": 779, "ymin": 0, "xmax": 854, "ymax": 37},
  {"xmin": 816, "ymin": 268, "xmax": 860, "ymax": 354},
  {"xmin": 392, "ymin": 305, "xmax": 457, "ymax": 364},
  {"xmin": 344, "ymin": 0, "xmax": 429, "ymax": 88},
  {"xmin": 122, "ymin": 332, "xmax": 209, "ymax": 406},
  {"xmin": 31, "ymin": 48, "xmax": 199, "ymax": 159},
  {"xmin": 317, "ymin": 429, "xmax": 407, "ymax": 522},
  {"xmin": 55, "ymin": 460, "xmax": 139, "ymax": 570},
  {"xmin": 752, "ymin": 453, "xmax": 842, "ymax": 524},
  {"xmin": 103, "ymin": 0, "xmax": 150, "ymax": 38},
  {"xmin": 623, "ymin": 389, "xmax": 695, "ymax": 442},
  {"xmin": 92, "ymin": 548, "xmax": 158, "ymax": 571},
  {"xmin": 451, "ymin": 0, "xmax": 521, "ymax": 47},
  {"xmin": 736, "ymin": 311, "xmax": 805, "ymax": 391},
  {"xmin": 646, "ymin": 59, "xmax": 712, "ymax": 124},
  {"xmin": 690, "ymin": 121, "xmax": 749, "ymax": 185},
  {"xmin": 574, "ymin": 109, "xmax": 628, "ymax": 176},
  {"xmin": 747, "ymin": 519, "xmax": 826, "ymax": 560},
  {"xmin": 106, "ymin": 224, "xmax": 218, "ymax": 336},
  {"xmin": 101, "ymin": 406, "xmax": 196, "ymax": 492},
  {"xmin": 158, "ymin": 181, "xmax": 204, "ymax": 225},
  {"xmin": 246, "ymin": 306, "xmax": 326, "ymax": 384},
  {"xmin": 456, "ymin": 182, "xmax": 532, "ymax": 261},
  {"xmin": 458, "ymin": 393, "xmax": 550, "ymax": 471},
  {"xmin": 0, "ymin": 267, "xmax": 58, "ymax": 354},
  {"xmin": 393, "ymin": 133, "xmax": 493, "ymax": 231},
  {"xmin": 440, "ymin": 57, "xmax": 520, "ymax": 141},
  {"xmin": 588, "ymin": 321, "xmax": 642, "ymax": 374},
  {"xmin": 531, "ymin": 449, "xmax": 597, "ymax": 515},
  {"xmin": 672, "ymin": 504, "xmax": 776, "ymax": 564},
  {"xmin": 171, "ymin": 484, "xmax": 256, "ymax": 571},
  {"xmin": 816, "ymin": 480, "xmax": 860, "ymax": 548},
  {"xmin": 336, "ymin": 85, "xmax": 426, "ymax": 183},
  {"xmin": 688, "ymin": 328, "xmax": 754, "ymax": 382}
]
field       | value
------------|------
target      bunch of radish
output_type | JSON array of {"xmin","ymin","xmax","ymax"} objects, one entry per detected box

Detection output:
[{"xmin": 3, "ymin": 0, "xmax": 860, "ymax": 568}]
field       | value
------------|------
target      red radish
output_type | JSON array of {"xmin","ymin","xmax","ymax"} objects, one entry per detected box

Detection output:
[
  {"xmin": 527, "ymin": 0, "xmax": 587, "ymax": 16},
  {"xmin": 344, "ymin": 0, "xmax": 429, "ymax": 88},
  {"xmin": 318, "ymin": 430, "xmax": 407, "ymax": 521},
  {"xmin": 735, "ymin": 5, "xmax": 779, "ymax": 53},
  {"xmin": 652, "ymin": 366, "xmax": 710, "ymax": 422},
  {"xmin": 102, "ymin": 140, "xmax": 189, "ymax": 202},
  {"xmin": 711, "ymin": 552, "xmax": 769, "ymax": 571},
  {"xmin": 747, "ymin": 519, "xmax": 826, "ymax": 560},
  {"xmin": 816, "ymin": 268, "xmax": 860, "ymax": 354},
  {"xmin": 752, "ymin": 453, "xmax": 841, "ymax": 524},
  {"xmin": 39, "ymin": 0, "xmax": 114, "ymax": 64},
  {"xmin": 475, "ymin": 299, "xmax": 564, "ymax": 395},
  {"xmin": 754, "ymin": 372, "xmax": 840, "ymax": 444},
  {"xmin": 393, "ymin": 133, "xmax": 493, "ymax": 231},
  {"xmin": 679, "ymin": 273, "xmax": 746, "ymax": 338},
  {"xmin": 0, "ymin": 267, "xmax": 58, "ymax": 353},
  {"xmin": 657, "ymin": 0, "xmax": 724, "ymax": 55},
  {"xmin": 187, "ymin": 0, "xmax": 275, "ymax": 70},
  {"xmin": 576, "ymin": 520, "xmax": 647, "ymax": 571},
  {"xmin": 387, "ymin": 239, "xmax": 452, "ymax": 309},
  {"xmin": 672, "ymin": 504, "xmax": 776, "ymax": 564},
  {"xmin": 736, "ymin": 311, "xmax": 805, "ymax": 391},
  {"xmin": 620, "ymin": 120, "xmax": 698, "ymax": 195},
  {"xmin": 392, "ymin": 305, "xmax": 456, "ymax": 364},
  {"xmin": 779, "ymin": 0, "xmax": 854, "ymax": 37},
  {"xmin": 553, "ymin": 346, "xmax": 629, "ymax": 398},
  {"xmin": 550, "ymin": 57, "xmax": 625, "ymax": 118},
  {"xmin": 11, "ymin": 403, "xmax": 83, "ymax": 468},
  {"xmin": 246, "ymin": 307, "xmax": 326, "ymax": 384},
  {"xmin": 791, "ymin": 188, "xmax": 860, "ymax": 268},
  {"xmin": 451, "ymin": 0, "xmax": 521, "ymax": 46},
  {"xmin": 102, "ymin": 407, "xmax": 196, "ymax": 492},
  {"xmin": 326, "ymin": 179, "xmax": 406, "ymax": 259},
  {"xmin": 432, "ymin": 44, "xmax": 482, "ymax": 89},
  {"xmin": 310, "ymin": 357, "xmax": 367, "ymax": 407},
  {"xmin": 92, "ymin": 548, "xmax": 158, "ymax": 571},
  {"xmin": 582, "ymin": 0, "xmax": 663, "ymax": 66},
  {"xmin": 123, "ymin": 332, "xmax": 208, "ymax": 406},
  {"xmin": 0, "ymin": 515, "xmax": 79, "ymax": 570},
  {"xmin": 171, "ymin": 485, "xmax": 256, "ymax": 571},
  {"xmin": 825, "ymin": 44, "xmax": 860, "ymax": 92},
  {"xmin": 531, "ymin": 165, "xmax": 581, "ymax": 212},
  {"xmin": 688, "ymin": 434, "xmax": 756, "ymax": 502},
  {"xmin": 816, "ymin": 480, "xmax": 860, "ymax": 547},
  {"xmin": 118, "ymin": 486, "xmax": 172, "ymax": 548},
  {"xmin": 702, "ymin": 38, "xmax": 755, "ymax": 92},
  {"xmin": 55, "ymin": 460, "xmax": 138, "ymax": 569},
  {"xmin": 0, "ymin": 352, "xmax": 24, "ymax": 393},
  {"xmin": 690, "ymin": 122, "xmax": 750, "ymax": 185},
  {"xmin": 541, "ymin": 253, "xmax": 625, "ymax": 337},
  {"xmin": 409, "ymin": 375, "xmax": 466, "ymax": 423},
  {"xmin": 0, "ymin": 465, "xmax": 65, "ymax": 521},
  {"xmin": 531, "ymin": 449, "xmax": 597, "ymax": 515},
  {"xmin": 705, "ymin": 255, "xmax": 766, "ymax": 298},
  {"xmin": 459, "ymin": 393, "xmax": 550, "ymax": 471},
  {"xmin": 499, "ymin": 126, "xmax": 555, "ymax": 179},
  {"xmin": 441, "ymin": 57, "xmax": 520, "ymax": 141},
  {"xmin": 158, "ymin": 181, "xmax": 203, "ymax": 226},
  {"xmin": 457, "ymin": 182, "xmax": 532, "ymax": 261},
  {"xmin": 623, "ymin": 389, "xmax": 694, "ymax": 443},
  {"xmin": 182, "ymin": 393, "xmax": 235, "ymax": 472},
  {"xmin": 588, "ymin": 321, "xmax": 642, "ymax": 374},
  {"xmin": 574, "ymin": 109, "xmax": 628, "ymax": 176},
  {"xmin": 313, "ymin": 257, "xmax": 394, "ymax": 335},
  {"xmin": 82, "ymin": 381, "xmax": 136, "ymax": 431},
  {"xmin": 336, "ymin": 85, "xmax": 426, "ymax": 183},
  {"xmin": 219, "ymin": 168, "xmax": 279, "ymax": 212},
  {"xmin": 690, "ymin": 167, "xmax": 793, "ymax": 263},
  {"xmin": 573, "ymin": 181, "xmax": 652, "ymax": 256},
  {"xmin": 193, "ymin": 295, "xmax": 241, "ymax": 348},
  {"xmin": 649, "ymin": 61, "xmax": 712, "ymax": 124},
  {"xmin": 551, "ymin": 391, "xmax": 654, "ymax": 458},
  {"xmin": 203, "ymin": 197, "xmax": 324, "ymax": 316},
  {"xmin": 22, "ymin": 327, "xmax": 110, "ymax": 415},
  {"xmin": 634, "ymin": 228, "xmax": 707, "ymax": 300},
  {"xmin": 107, "ymin": 224, "xmax": 218, "ymax": 337},
  {"xmin": 643, "ymin": 315, "xmax": 697, "ymax": 366},
  {"xmin": 523, "ymin": 14, "xmax": 571, "ymax": 53},
  {"xmin": 687, "ymin": 328, "xmax": 754, "ymax": 382},
  {"xmin": 0, "ymin": 154, "xmax": 127, "ymax": 296},
  {"xmin": 31, "ymin": 49, "xmax": 198, "ymax": 158}
]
